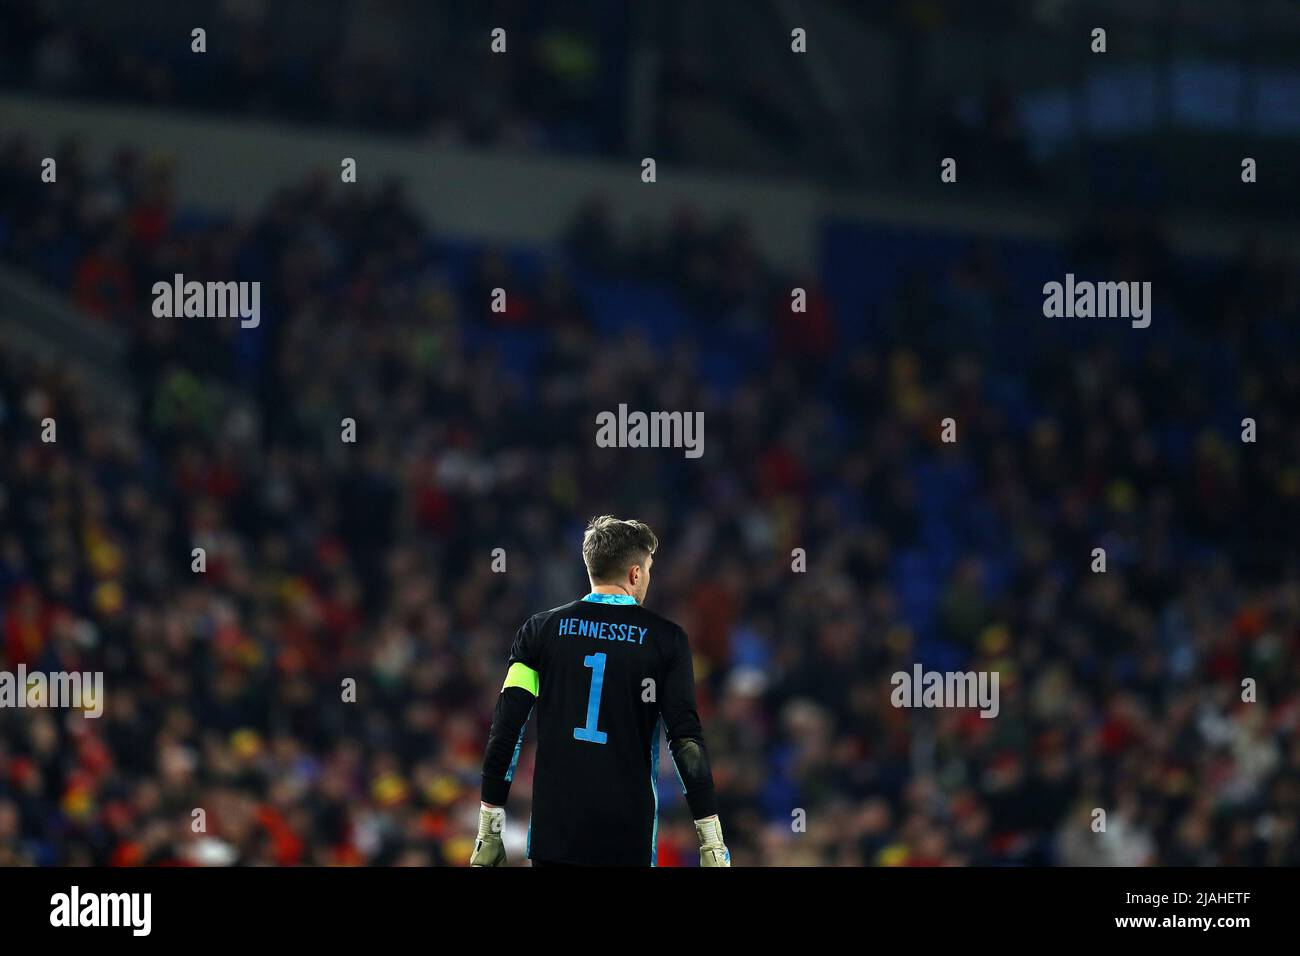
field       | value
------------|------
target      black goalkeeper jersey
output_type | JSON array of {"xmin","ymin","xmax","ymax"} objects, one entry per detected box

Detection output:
[{"xmin": 480, "ymin": 593, "xmax": 717, "ymax": 866}]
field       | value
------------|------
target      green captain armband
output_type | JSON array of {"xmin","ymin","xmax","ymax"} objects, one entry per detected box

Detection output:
[{"xmin": 502, "ymin": 662, "xmax": 539, "ymax": 696}]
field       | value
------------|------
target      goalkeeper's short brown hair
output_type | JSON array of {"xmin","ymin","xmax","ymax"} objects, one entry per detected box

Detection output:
[{"xmin": 582, "ymin": 516, "xmax": 658, "ymax": 582}]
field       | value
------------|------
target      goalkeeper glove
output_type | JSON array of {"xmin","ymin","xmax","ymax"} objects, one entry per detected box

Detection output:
[
  {"xmin": 695, "ymin": 814, "xmax": 731, "ymax": 867},
  {"xmin": 470, "ymin": 804, "xmax": 506, "ymax": 867}
]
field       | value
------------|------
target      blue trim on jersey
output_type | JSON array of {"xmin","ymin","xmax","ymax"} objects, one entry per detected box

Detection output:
[
  {"xmin": 650, "ymin": 718, "xmax": 662, "ymax": 867},
  {"xmin": 505, "ymin": 705, "xmax": 534, "ymax": 782},
  {"xmin": 671, "ymin": 753, "xmax": 687, "ymax": 794},
  {"xmin": 582, "ymin": 592, "xmax": 638, "ymax": 605},
  {"xmin": 526, "ymin": 814, "xmax": 532, "ymax": 859}
]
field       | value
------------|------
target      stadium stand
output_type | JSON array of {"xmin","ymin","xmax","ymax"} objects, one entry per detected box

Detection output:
[{"xmin": 1, "ymin": 123, "xmax": 1297, "ymax": 865}]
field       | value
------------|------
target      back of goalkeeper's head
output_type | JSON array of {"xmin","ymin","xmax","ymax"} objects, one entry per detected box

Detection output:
[{"xmin": 581, "ymin": 516, "xmax": 658, "ymax": 604}]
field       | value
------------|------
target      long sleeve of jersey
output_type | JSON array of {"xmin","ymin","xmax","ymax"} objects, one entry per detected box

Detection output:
[
  {"xmin": 481, "ymin": 622, "xmax": 540, "ymax": 806},
  {"xmin": 481, "ymin": 684, "xmax": 535, "ymax": 805},
  {"xmin": 662, "ymin": 629, "xmax": 718, "ymax": 820}
]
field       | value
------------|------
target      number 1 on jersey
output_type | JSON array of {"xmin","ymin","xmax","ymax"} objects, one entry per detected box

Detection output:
[{"xmin": 574, "ymin": 652, "xmax": 608, "ymax": 744}]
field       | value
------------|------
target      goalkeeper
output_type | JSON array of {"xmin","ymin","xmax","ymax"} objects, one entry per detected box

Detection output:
[{"xmin": 471, "ymin": 516, "xmax": 730, "ymax": 867}]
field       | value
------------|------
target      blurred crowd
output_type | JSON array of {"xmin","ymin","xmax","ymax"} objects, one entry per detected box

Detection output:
[
  {"xmin": 0, "ymin": 134, "xmax": 1298, "ymax": 867},
  {"xmin": 0, "ymin": 0, "xmax": 618, "ymax": 154},
  {"xmin": 0, "ymin": 0, "xmax": 1066, "ymax": 193}
]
